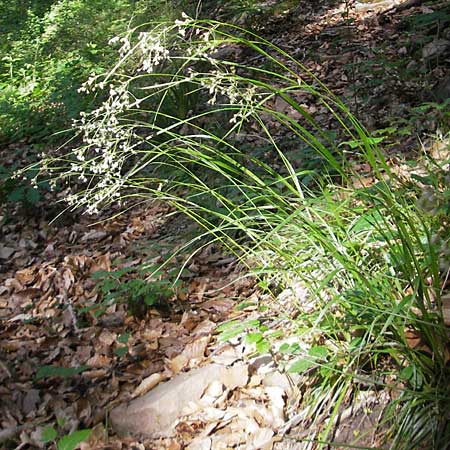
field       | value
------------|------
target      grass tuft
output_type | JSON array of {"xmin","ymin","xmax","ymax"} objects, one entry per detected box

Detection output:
[{"xmin": 37, "ymin": 17, "xmax": 450, "ymax": 448}]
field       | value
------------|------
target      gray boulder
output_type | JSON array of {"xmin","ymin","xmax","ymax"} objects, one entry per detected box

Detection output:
[{"xmin": 110, "ymin": 363, "xmax": 248, "ymax": 438}]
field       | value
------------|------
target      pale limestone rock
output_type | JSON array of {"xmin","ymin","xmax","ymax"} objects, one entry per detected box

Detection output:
[{"xmin": 110, "ymin": 364, "xmax": 248, "ymax": 438}]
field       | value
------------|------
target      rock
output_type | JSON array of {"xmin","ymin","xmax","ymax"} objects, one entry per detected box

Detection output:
[
  {"xmin": 110, "ymin": 363, "xmax": 248, "ymax": 438},
  {"xmin": 0, "ymin": 246, "xmax": 15, "ymax": 260},
  {"xmin": 422, "ymin": 39, "xmax": 450, "ymax": 60},
  {"xmin": 431, "ymin": 76, "xmax": 450, "ymax": 104},
  {"xmin": 355, "ymin": 0, "xmax": 399, "ymax": 14}
]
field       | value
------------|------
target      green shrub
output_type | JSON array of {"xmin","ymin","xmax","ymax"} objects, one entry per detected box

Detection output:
[
  {"xmin": 0, "ymin": 163, "xmax": 50, "ymax": 214},
  {"xmin": 0, "ymin": 0, "xmax": 186, "ymax": 144}
]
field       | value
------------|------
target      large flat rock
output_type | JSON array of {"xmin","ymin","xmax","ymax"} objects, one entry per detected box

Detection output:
[{"xmin": 110, "ymin": 363, "xmax": 248, "ymax": 438}]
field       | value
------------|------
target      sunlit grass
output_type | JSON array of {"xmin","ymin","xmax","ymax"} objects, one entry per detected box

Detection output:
[{"xmin": 39, "ymin": 17, "xmax": 450, "ymax": 448}]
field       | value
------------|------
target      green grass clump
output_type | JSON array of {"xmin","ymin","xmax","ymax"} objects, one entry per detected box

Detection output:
[{"xmin": 39, "ymin": 17, "xmax": 450, "ymax": 448}]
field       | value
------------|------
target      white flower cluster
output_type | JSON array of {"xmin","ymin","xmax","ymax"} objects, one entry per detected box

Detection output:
[
  {"xmin": 174, "ymin": 12, "xmax": 193, "ymax": 37},
  {"xmin": 109, "ymin": 34, "xmax": 132, "ymax": 57},
  {"xmin": 189, "ymin": 66, "xmax": 260, "ymax": 124},
  {"xmin": 64, "ymin": 26, "xmax": 176, "ymax": 214},
  {"xmin": 54, "ymin": 17, "xmax": 265, "ymax": 215},
  {"xmin": 109, "ymin": 27, "xmax": 171, "ymax": 74},
  {"xmin": 67, "ymin": 78, "xmax": 141, "ymax": 213},
  {"xmin": 138, "ymin": 31, "xmax": 170, "ymax": 73}
]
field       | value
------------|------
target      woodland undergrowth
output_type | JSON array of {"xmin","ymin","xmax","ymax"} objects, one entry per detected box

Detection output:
[{"xmin": 29, "ymin": 14, "xmax": 450, "ymax": 449}]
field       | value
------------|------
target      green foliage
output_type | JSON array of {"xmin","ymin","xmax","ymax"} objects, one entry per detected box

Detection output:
[
  {"xmin": 92, "ymin": 261, "xmax": 185, "ymax": 318},
  {"xmin": 0, "ymin": 163, "xmax": 49, "ymax": 210},
  {"xmin": 202, "ymin": 0, "xmax": 263, "ymax": 23},
  {"xmin": 288, "ymin": 345, "xmax": 329, "ymax": 375},
  {"xmin": 41, "ymin": 17, "xmax": 450, "ymax": 448},
  {"xmin": 39, "ymin": 425, "xmax": 91, "ymax": 450},
  {"xmin": 201, "ymin": 0, "xmax": 300, "ymax": 30},
  {"xmin": 382, "ymin": 101, "xmax": 450, "ymax": 138},
  {"xmin": 404, "ymin": 5, "xmax": 450, "ymax": 32},
  {"xmin": 217, "ymin": 319, "xmax": 261, "ymax": 342},
  {"xmin": 114, "ymin": 332, "xmax": 131, "ymax": 357},
  {"xmin": 35, "ymin": 364, "xmax": 89, "ymax": 380},
  {"xmin": 57, "ymin": 430, "xmax": 91, "ymax": 450},
  {"xmin": 0, "ymin": 0, "xmax": 184, "ymax": 143},
  {"xmin": 40, "ymin": 426, "xmax": 58, "ymax": 443}
]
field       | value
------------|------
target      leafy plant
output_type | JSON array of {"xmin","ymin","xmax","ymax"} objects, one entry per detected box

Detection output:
[
  {"xmin": 40, "ymin": 425, "xmax": 91, "ymax": 450},
  {"xmin": 0, "ymin": 163, "xmax": 50, "ymax": 210},
  {"xmin": 0, "ymin": 0, "xmax": 185, "ymax": 143},
  {"xmin": 92, "ymin": 261, "xmax": 185, "ymax": 318}
]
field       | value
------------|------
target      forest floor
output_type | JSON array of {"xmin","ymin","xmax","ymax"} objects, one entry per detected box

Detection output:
[{"xmin": 1, "ymin": 0, "xmax": 449, "ymax": 449}]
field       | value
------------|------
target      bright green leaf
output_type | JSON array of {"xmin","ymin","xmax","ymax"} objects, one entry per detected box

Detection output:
[
  {"xmin": 349, "ymin": 337, "xmax": 365, "ymax": 352},
  {"xmin": 288, "ymin": 358, "xmax": 316, "ymax": 374},
  {"xmin": 57, "ymin": 429, "xmax": 91, "ymax": 450},
  {"xmin": 40, "ymin": 426, "xmax": 58, "ymax": 443},
  {"xmin": 218, "ymin": 325, "xmax": 246, "ymax": 342},
  {"xmin": 114, "ymin": 346, "xmax": 128, "ymax": 357},
  {"xmin": 56, "ymin": 417, "xmax": 66, "ymax": 428},
  {"xmin": 236, "ymin": 301, "xmax": 256, "ymax": 310},
  {"xmin": 91, "ymin": 270, "xmax": 109, "ymax": 280},
  {"xmin": 143, "ymin": 294, "xmax": 157, "ymax": 305},
  {"xmin": 279, "ymin": 343, "xmax": 290, "ymax": 353},
  {"xmin": 245, "ymin": 332, "xmax": 263, "ymax": 344},
  {"xmin": 340, "ymin": 137, "xmax": 384, "ymax": 149},
  {"xmin": 400, "ymin": 365, "xmax": 414, "ymax": 381},
  {"xmin": 217, "ymin": 319, "xmax": 259, "ymax": 342},
  {"xmin": 256, "ymin": 339, "xmax": 270, "ymax": 354},
  {"xmin": 217, "ymin": 320, "xmax": 242, "ymax": 331},
  {"xmin": 117, "ymin": 333, "xmax": 130, "ymax": 344},
  {"xmin": 308, "ymin": 345, "xmax": 329, "ymax": 360}
]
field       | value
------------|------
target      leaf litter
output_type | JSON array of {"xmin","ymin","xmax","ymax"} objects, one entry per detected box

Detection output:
[{"xmin": 1, "ymin": 0, "xmax": 450, "ymax": 448}]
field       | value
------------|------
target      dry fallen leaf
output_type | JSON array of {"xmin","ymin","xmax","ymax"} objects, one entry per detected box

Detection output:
[
  {"xmin": 132, "ymin": 373, "xmax": 165, "ymax": 398},
  {"xmin": 86, "ymin": 354, "xmax": 111, "ymax": 368},
  {"xmin": 22, "ymin": 389, "xmax": 40, "ymax": 415},
  {"xmin": 404, "ymin": 327, "xmax": 421, "ymax": 349},
  {"xmin": 98, "ymin": 330, "xmax": 116, "ymax": 347},
  {"xmin": 183, "ymin": 336, "xmax": 210, "ymax": 362},
  {"xmin": 192, "ymin": 319, "xmax": 216, "ymax": 336},
  {"xmin": 166, "ymin": 440, "xmax": 183, "ymax": 450},
  {"xmin": 80, "ymin": 422, "xmax": 106, "ymax": 448},
  {"xmin": 90, "ymin": 253, "xmax": 111, "ymax": 274},
  {"xmin": 81, "ymin": 230, "xmax": 108, "ymax": 242},
  {"xmin": 169, "ymin": 353, "xmax": 189, "ymax": 374},
  {"xmin": 210, "ymin": 345, "xmax": 242, "ymax": 365},
  {"xmin": 186, "ymin": 437, "xmax": 212, "ymax": 450},
  {"xmin": 249, "ymin": 427, "xmax": 274, "ymax": 450},
  {"xmin": 201, "ymin": 299, "xmax": 235, "ymax": 314},
  {"xmin": 15, "ymin": 268, "xmax": 36, "ymax": 285},
  {"xmin": 404, "ymin": 327, "xmax": 433, "ymax": 355}
]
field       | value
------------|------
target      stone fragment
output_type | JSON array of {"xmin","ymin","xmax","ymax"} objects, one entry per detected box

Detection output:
[
  {"xmin": 422, "ymin": 39, "xmax": 450, "ymax": 60},
  {"xmin": 431, "ymin": 76, "xmax": 450, "ymax": 104},
  {"xmin": 110, "ymin": 364, "xmax": 248, "ymax": 438}
]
